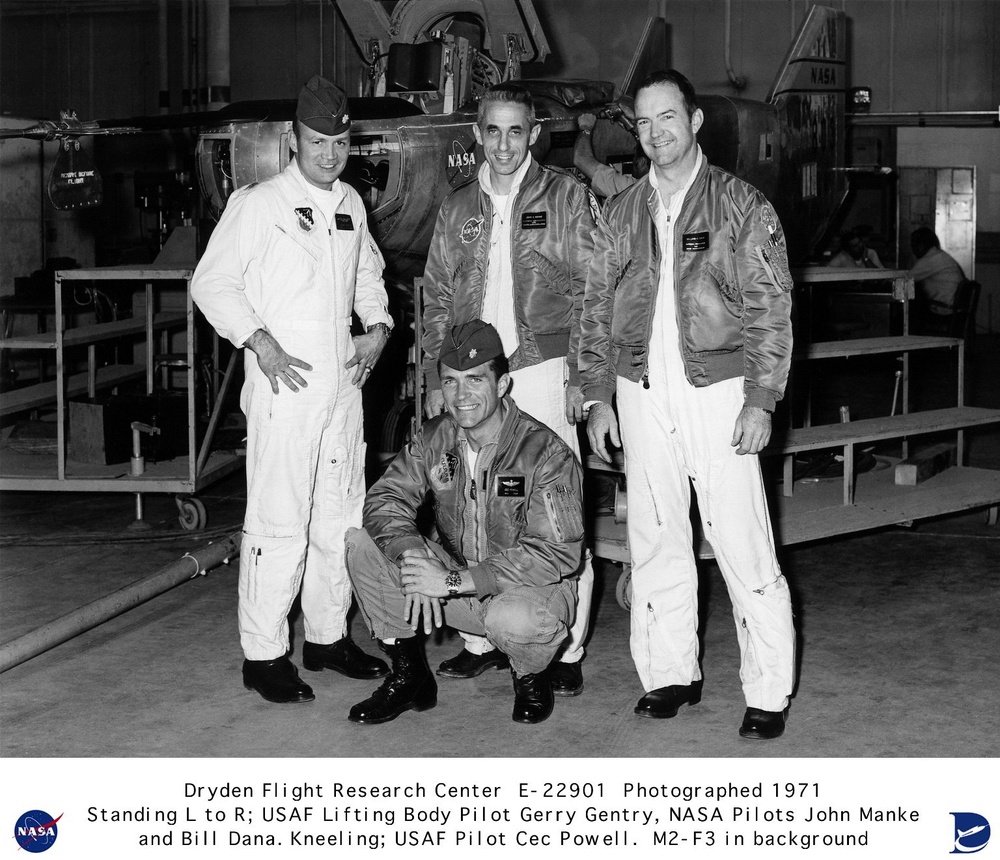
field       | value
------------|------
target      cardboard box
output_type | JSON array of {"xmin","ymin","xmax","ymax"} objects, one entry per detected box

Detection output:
[{"xmin": 68, "ymin": 392, "xmax": 187, "ymax": 464}]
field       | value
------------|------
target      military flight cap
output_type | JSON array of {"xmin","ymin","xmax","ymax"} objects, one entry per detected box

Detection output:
[
  {"xmin": 439, "ymin": 319, "xmax": 505, "ymax": 370},
  {"xmin": 297, "ymin": 75, "xmax": 351, "ymax": 135}
]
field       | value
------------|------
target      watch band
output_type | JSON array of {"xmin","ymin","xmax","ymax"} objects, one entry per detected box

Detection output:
[{"xmin": 366, "ymin": 322, "xmax": 391, "ymax": 339}]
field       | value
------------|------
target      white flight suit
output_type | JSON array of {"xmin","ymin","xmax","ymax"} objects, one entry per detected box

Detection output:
[
  {"xmin": 616, "ymin": 153, "xmax": 795, "ymax": 712},
  {"xmin": 192, "ymin": 160, "xmax": 391, "ymax": 660}
]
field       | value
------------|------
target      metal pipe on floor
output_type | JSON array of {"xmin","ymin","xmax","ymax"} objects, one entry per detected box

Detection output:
[{"xmin": 0, "ymin": 532, "xmax": 242, "ymax": 674}]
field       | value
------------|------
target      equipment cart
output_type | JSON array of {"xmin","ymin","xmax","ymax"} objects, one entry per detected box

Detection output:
[{"xmin": 0, "ymin": 264, "xmax": 243, "ymax": 529}]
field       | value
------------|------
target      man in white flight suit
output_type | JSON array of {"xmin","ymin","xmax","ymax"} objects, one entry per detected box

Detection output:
[
  {"xmin": 192, "ymin": 76, "xmax": 394, "ymax": 704},
  {"xmin": 581, "ymin": 70, "xmax": 796, "ymax": 739}
]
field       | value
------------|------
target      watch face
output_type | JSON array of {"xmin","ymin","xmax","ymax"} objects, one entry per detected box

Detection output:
[{"xmin": 445, "ymin": 571, "xmax": 462, "ymax": 594}]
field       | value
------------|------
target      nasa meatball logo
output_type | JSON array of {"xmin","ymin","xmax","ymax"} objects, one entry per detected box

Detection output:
[
  {"xmin": 13, "ymin": 810, "xmax": 62, "ymax": 853},
  {"xmin": 459, "ymin": 216, "xmax": 484, "ymax": 245},
  {"xmin": 951, "ymin": 812, "xmax": 990, "ymax": 854},
  {"xmin": 446, "ymin": 136, "xmax": 477, "ymax": 186}
]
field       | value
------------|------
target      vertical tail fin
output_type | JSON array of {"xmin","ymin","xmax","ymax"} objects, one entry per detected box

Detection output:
[{"xmin": 767, "ymin": 5, "xmax": 847, "ymax": 263}]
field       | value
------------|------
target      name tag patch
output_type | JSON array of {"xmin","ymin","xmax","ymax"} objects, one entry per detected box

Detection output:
[
  {"xmin": 682, "ymin": 231, "xmax": 709, "ymax": 251},
  {"xmin": 521, "ymin": 211, "xmax": 547, "ymax": 230},
  {"xmin": 496, "ymin": 475, "xmax": 526, "ymax": 497},
  {"xmin": 335, "ymin": 213, "xmax": 355, "ymax": 231}
]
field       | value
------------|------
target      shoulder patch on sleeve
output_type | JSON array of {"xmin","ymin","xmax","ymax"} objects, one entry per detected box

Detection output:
[
  {"xmin": 367, "ymin": 235, "xmax": 385, "ymax": 268},
  {"xmin": 759, "ymin": 202, "xmax": 779, "ymax": 238},
  {"xmin": 542, "ymin": 484, "xmax": 584, "ymax": 543}
]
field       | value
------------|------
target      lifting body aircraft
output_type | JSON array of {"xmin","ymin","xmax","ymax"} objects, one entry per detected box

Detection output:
[{"xmin": 5, "ymin": 0, "xmax": 849, "ymax": 289}]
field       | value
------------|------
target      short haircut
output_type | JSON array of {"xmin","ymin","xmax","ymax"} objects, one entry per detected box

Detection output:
[
  {"xmin": 488, "ymin": 353, "xmax": 510, "ymax": 380},
  {"xmin": 437, "ymin": 353, "xmax": 510, "ymax": 382},
  {"xmin": 635, "ymin": 69, "xmax": 699, "ymax": 119},
  {"xmin": 477, "ymin": 82, "xmax": 536, "ymax": 127},
  {"xmin": 911, "ymin": 226, "xmax": 940, "ymax": 250}
]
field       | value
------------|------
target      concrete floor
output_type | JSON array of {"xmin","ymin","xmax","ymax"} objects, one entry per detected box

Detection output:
[{"xmin": 2, "ymin": 338, "xmax": 999, "ymax": 758}]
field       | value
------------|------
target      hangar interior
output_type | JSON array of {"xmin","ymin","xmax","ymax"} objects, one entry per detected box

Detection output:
[{"xmin": 1, "ymin": 0, "xmax": 998, "ymax": 757}]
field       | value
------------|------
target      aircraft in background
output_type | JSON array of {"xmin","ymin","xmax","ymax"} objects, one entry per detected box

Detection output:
[{"xmin": 3, "ymin": 0, "xmax": 848, "ymax": 288}]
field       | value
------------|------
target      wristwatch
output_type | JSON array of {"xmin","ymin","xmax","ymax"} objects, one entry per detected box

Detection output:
[
  {"xmin": 444, "ymin": 570, "xmax": 463, "ymax": 596},
  {"xmin": 367, "ymin": 322, "xmax": 391, "ymax": 340}
]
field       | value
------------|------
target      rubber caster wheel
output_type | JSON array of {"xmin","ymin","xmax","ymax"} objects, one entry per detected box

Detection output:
[
  {"xmin": 615, "ymin": 564, "xmax": 633, "ymax": 612},
  {"xmin": 176, "ymin": 496, "xmax": 207, "ymax": 530}
]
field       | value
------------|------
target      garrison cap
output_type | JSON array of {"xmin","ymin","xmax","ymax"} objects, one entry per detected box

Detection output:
[
  {"xmin": 296, "ymin": 75, "xmax": 351, "ymax": 135},
  {"xmin": 439, "ymin": 319, "xmax": 505, "ymax": 370}
]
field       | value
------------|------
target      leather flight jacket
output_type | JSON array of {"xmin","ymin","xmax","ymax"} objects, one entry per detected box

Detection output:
[
  {"xmin": 579, "ymin": 158, "xmax": 794, "ymax": 412},
  {"xmin": 422, "ymin": 158, "xmax": 597, "ymax": 390},
  {"xmin": 363, "ymin": 398, "xmax": 584, "ymax": 598}
]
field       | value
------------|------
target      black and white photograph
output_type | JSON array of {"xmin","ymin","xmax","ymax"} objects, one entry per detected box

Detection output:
[{"xmin": 1, "ymin": 0, "xmax": 997, "ymax": 854}]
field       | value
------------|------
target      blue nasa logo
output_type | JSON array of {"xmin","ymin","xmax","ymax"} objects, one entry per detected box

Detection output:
[
  {"xmin": 951, "ymin": 812, "xmax": 990, "ymax": 854},
  {"xmin": 14, "ymin": 810, "xmax": 62, "ymax": 853}
]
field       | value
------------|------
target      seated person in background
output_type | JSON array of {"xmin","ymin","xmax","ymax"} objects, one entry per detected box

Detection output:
[
  {"xmin": 573, "ymin": 112, "xmax": 647, "ymax": 198},
  {"xmin": 908, "ymin": 226, "xmax": 966, "ymax": 317},
  {"xmin": 827, "ymin": 226, "xmax": 883, "ymax": 269},
  {"xmin": 344, "ymin": 320, "xmax": 584, "ymax": 726}
]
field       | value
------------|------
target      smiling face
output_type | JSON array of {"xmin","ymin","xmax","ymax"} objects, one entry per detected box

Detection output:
[
  {"xmin": 290, "ymin": 123, "xmax": 350, "ymax": 190},
  {"xmin": 440, "ymin": 361, "xmax": 510, "ymax": 444},
  {"xmin": 634, "ymin": 81, "xmax": 703, "ymax": 183},
  {"xmin": 473, "ymin": 101, "xmax": 540, "ymax": 193}
]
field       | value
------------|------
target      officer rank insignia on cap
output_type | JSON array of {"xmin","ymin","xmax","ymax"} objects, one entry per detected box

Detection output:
[
  {"xmin": 294, "ymin": 207, "xmax": 314, "ymax": 232},
  {"xmin": 297, "ymin": 75, "xmax": 351, "ymax": 136},
  {"xmin": 439, "ymin": 319, "xmax": 504, "ymax": 370}
]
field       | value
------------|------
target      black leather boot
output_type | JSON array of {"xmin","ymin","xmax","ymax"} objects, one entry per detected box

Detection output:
[
  {"xmin": 348, "ymin": 637, "xmax": 437, "ymax": 724},
  {"xmin": 437, "ymin": 647, "xmax": 510, "ymax": 678},
  {"xmin": 739, "ymin": 707, "xmax": 787, "ymax": 740},
  {"xmin": 511, "ymin": 667, "xmax": 554, "ymax": 724},
  {"xmin": 302, "ymin": 636, "xmax": 389, "ymax": 679},
  {"xmin": 242, "ymin": 656, "xmax": 314, "ymax": 704}
]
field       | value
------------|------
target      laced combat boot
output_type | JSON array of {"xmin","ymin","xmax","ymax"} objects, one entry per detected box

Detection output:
[
  {"xmin": 348, "ymin": 637, "xmax": 437, "ymax": 724},
  {"xmin": 511, "ymin": 667, "xmax": 554, "ymax": 724}
]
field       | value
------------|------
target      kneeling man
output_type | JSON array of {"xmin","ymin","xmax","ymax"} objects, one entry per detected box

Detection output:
[{"xmin": 346, "ymin": 320, "xmax": 583, "ymax": 724}]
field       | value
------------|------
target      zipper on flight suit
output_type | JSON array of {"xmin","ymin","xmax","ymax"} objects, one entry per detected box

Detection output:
[
  {"xmin": 641, "ymin": 207, "xmax": 667, "ymax": 391},
  {"xmin": 467, "ymin": 463, "xmax": 483, "ymax": 563}
]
